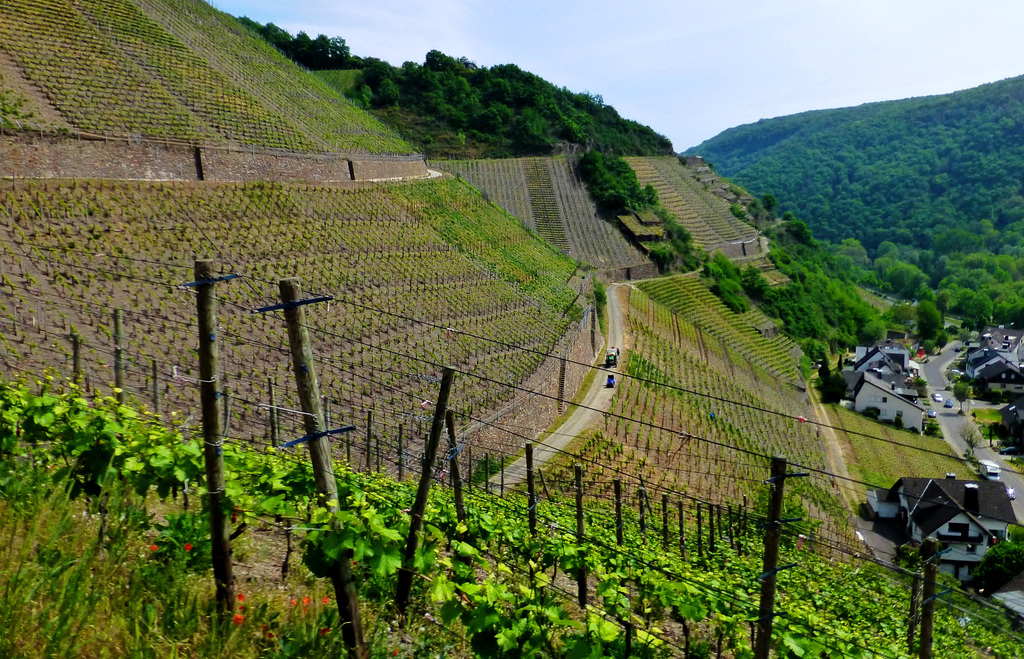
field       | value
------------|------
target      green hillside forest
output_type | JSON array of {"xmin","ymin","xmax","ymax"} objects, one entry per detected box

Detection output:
[
  {"xmin": 236, "ymin": 18, "xmax": 674, "ymax": 159},
  {"xmin": 689, "ymin": 75, "xmax": 1024, "ymax": 328}
]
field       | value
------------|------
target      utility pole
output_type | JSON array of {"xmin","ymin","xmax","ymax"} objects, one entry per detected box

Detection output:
[
  {"xmin": 194, "ymin": 260, "xmax": 233, "ymax": 612},
  {"xmin": 279, "ymin": 277, "xmax": 367, "ymax": 659}
]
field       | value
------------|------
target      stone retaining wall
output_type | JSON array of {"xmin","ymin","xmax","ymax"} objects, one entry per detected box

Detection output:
[{"xmin": 0, "ymin": 133, "xmax": 427, "ymax": 183}]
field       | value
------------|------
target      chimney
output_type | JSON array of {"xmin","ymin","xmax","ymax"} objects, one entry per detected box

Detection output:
[
  {"xmin": 945, "ymin": 473, "xmax": 956, "ymax": 479},
  {"xmin": 891, "ymin": 382, "xmax": 896, "ymax": 391},
  {"xmin": 964, "ymin": 483, "xmax": 980, "ymax": 513}
]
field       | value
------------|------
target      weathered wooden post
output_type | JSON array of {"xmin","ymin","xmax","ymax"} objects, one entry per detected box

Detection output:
[
  {"xmin": 397, "ymin": 368, "xmax": 455, "ymax": 617},
  {"xmin": 194, "ymin": 260, "xmax": 234, "ymax": 611},
  {"xmin": 279, "ymin": 276, "xmax": 367, "ymax": 659}
]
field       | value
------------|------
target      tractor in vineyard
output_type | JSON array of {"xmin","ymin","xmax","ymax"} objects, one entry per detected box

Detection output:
[{"xmin": 605, "ymin": 347, "xmax": 618, "ymax": 368}]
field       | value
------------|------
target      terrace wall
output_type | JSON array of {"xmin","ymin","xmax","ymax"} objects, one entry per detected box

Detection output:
[
  {"xmin": 0, "ymin": 133, "xmax": 427, "ymax": 183},
  {"xmin": 465, "ymin": 309, "xmax": 598, "ymax": 455}
]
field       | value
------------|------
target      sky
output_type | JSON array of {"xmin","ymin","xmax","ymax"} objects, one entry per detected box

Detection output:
[{"xmin": 210, "ymin": 0, "xmax": 1024, "ymax": 151}]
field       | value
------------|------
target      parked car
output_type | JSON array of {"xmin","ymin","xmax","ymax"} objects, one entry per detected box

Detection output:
[
  {"xmin": 1008, "ymin": 487, "xmax": 1016, "ymax": 501},
  {"xmin": 944, "ymin": 398, "xmax": 954, "ymax": 408},
  {"xmin": 932, "ymin": 393, "xmax": 943, "ymax": 402},
  {"xmin": 999, "ymin": 445, "xmax": 1021, "ymax": 456},
  {"xmin": 927, "ymin": 410, "xmax": 938, "ymax": 418}
]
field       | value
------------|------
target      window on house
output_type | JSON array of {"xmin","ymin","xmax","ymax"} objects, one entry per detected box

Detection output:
[
  {"xmin": 947, "ymin": 522, "xmax": 969, "ymax": 537},
  {"xmin": 882, "ymin": 396, "xmax": 888, "ymax": 403}
]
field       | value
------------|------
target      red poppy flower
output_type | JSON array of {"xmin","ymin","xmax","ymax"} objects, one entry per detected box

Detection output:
[
  {"xmin": 262, "ymin": 624, "xmax": 268, "ymax": 631},
  {"xmin": 184, "ymin": 543, "xmax": 193, "ymax": 552},
  {"xmin": 150, "ymin": 544, "xmax": 158, "ymax": 552},
  {"xmin": 393, "ymin": 649, "xmax": 399, "ymax": 657},
  {"xmin": 237, "ymin": 593, "xmax": 246, "ymax": 602},
  {"xmin": 266, "ymin": 632, "xmax": 274, "ymax": 639},
  {"xmin": 302, "ymin": 596, "xmax": 311, "ymax": 606},
  {"xmin": 322, "ymin": 596, "xmax": 330, "ymax": 604},
  {"xmin": 238, "ymin": 604, "xmax": 245, "ymax": 611},
  {"xmin": 319, "ymin": 627, "xmax": 330, "ymax": 636},
  {"xmin": 233, "ymin": 613, "xmax": 244, "ymax": 625},
  {"xmin": 290, "ymin": 598, "xmax": 298, "ymax": 606}
]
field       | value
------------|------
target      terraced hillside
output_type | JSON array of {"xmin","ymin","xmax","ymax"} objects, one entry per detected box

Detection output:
[
  {"xmin": 626, "ymin": 156, "xmax": 759, "ymax": 255},
  {"xmin": 437, "ymin": 157, "xmax": 652, "ymax": 272},
  {"xmin": 0, "ymin": 0, "xmax": 410, "ymax": 154},
  {"xmin": 543, "ymin": 284, "xmax": 849, "ymax": 548},
  {"xmin": 638, "ymin": 275, "xmax": 803, "ymax": 385},
  {"xmin": 0, "ymin": 176, "xmax": 584, "ymax": 464}
]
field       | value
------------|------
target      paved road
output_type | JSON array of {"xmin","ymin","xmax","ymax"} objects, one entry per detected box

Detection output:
[
  {"xmin": 494, "ymin": 283, "xmax": 628, "ymax": 488},
  {"xmin": 922, "ymin": 343, "xmax": 1023, "ymax": 523}
]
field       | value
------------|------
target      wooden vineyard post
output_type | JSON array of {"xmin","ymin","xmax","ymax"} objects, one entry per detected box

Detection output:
[
  {"xmin": 678, "ymin": 499, "xmax": 685, "ymax": 560},
  {"xmin": 71, "ymin": 331, "xmax": 82, "ymax": 384},
  {"xmin": 113, "ymin": 308, "xmax": 125, "ymax": 404},
  {"xmin": 151, "ymin": 359, "xmax": 161, "ymax": 414},
  {"xmin": 194, "ymin": 260, "xmax": 234, "ymax": 612},
  {"xmin": 697, "ymin": 503, "xmax": 703, "ymax": 560},
  {"xmin": 268, "ymin": 378, "xmax": 279, "ymax": 448},
  {"xmin": 614, "ymin": 479, "xmax": 623, "ymax": 546},
  {"xmin": 444, "ymin": 410, "xmax": 467, "ymax": 530},
  {"xmin": 398, "ymin": 424, "xmax": 405, "ymax": 481},
  {"xmin": 467, "ymin": 445, "xmax": 474, "ymax": 490},
  {"xmin": 708, "ymin": 503, "xmax": 716, "ymax": 554},
  {"xmin": 662, "ymin": 493, "xmax": 670, "ymax": 549},
  {"xmin": 754, "ymin": 457, "xmax": 788, "ymax": 659},
  {"xmin": 575, "ymin": 464, "xmax": 587, "ymax": 607},
  {"xmin": 526, "ymin": 442, "xmax": 537, "ymax": 535},
  {"xmin": 397, "ymin": 368, "xmax": 455, "ymax": 618},
  {"xmin": 919, "ymin": 538, "xmax": 938, "ymax": 659},
  {"xmin": 638, "ymin": 483, "xmax": 647, "ymax": 539},
  {"xmin": 484, "ymin": 453, "xmax": 491, "ymax": 494},
  {"xmin": 907, "ymin": 572, "xmax": 921, "ymax": 654},
  {"xmin": 279, "ymin": 277, "xmax": 367, "ymax": 659},
  {"xmin": 729, "ymin": 504, "xmax": 735, "ymax": 551},
  {"xmin": 365, "ymin": 410, "xmax": 373, "ymax": 472}
]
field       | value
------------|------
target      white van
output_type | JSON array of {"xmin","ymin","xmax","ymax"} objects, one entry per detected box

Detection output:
[{"xmin": 978, "ymin": 459, "xmax": 1001, "ymax": 481}]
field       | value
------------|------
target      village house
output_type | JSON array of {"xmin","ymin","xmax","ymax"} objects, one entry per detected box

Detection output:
[
  {"xmin": 852, "ymin": 372, "xmax": 925, "ymax": 429},
  {"xmin": 868, "ymin": 476, "xmax": 1018, "ymax": 582}
]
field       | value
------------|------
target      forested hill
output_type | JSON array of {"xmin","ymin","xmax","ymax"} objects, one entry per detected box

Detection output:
[
  {"xmin": 688, "ymin": 75, "xmax": 1024, "ymax": 251},
  {"xmin": 687, "ymin": 75, "xmax": 1024, "ymax": 327},
  {"xmin": 236, "ymin": 18, "xmax": 674, "ymax": 159}
]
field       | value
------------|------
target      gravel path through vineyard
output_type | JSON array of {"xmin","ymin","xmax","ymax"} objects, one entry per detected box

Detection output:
[{"xmin": 497, "ymin": 283, "xmax": 628, "ymax": 487}]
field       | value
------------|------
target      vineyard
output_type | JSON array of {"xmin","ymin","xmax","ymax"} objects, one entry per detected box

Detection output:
[
  {"xmin": 0, "ymin": 0, "xmax": 411, "ymax": 154},
  {"xmin": 625, "ymin": 157, "xmax": 759, "ymax": 256},
  {"xmin": 636, "ymin": 276, "xmax": 803, "ymax": 385},
  {"xmin": 4, "ymin": 361, "xmax": 1022, "ymax": 657},
  {"xmin": 539, "ymin": 285, "xmax": 845, "ymax": 539},
  {"xmin": 0, "ymin": 176, "xmax": 595, "ymax": 471},
  {"xmin": 437, "ymin": 157, "xmax": 653, "ymax": 273}
]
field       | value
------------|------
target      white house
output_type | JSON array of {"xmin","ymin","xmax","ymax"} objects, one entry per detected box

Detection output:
[
  {"xmin": 852, "ymin": 372, "xmax": 925, "ymax": 429},
  {"xmin": 868, "ymin": 476, "xmax": 1018, "ymax": 581}
]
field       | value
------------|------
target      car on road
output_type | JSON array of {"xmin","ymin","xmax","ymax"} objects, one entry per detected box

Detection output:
[
  {"xmin": 979, "ymin": 459, "xmax": 1001, "ymax": 480},
  {"xmin": 1008, "ymin": 487, "xmax": 1017, "ymax": 501},
  {"xmin": 927, "ymin": 410, "xmax": 937, "ymax": 418},
  {"xmin": 999, "ymin": 445, "xmax": 1021, "ymax": 456},
  {"xmin": 932, "ymin": 393, "xmax": 943, "ymax": 402},
  {"xmin": 944, "ymin": 398, "xmax": 954, "ymax": 408}
]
